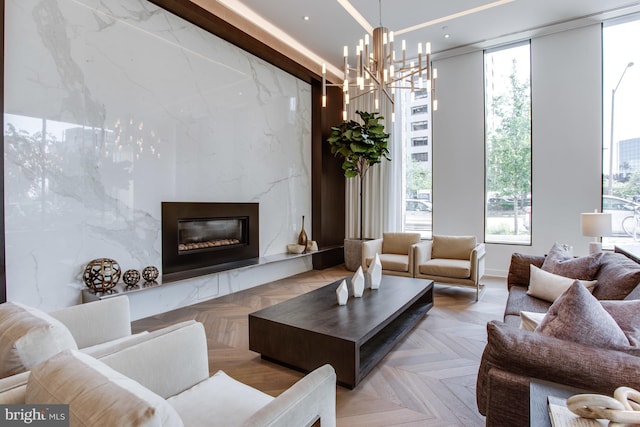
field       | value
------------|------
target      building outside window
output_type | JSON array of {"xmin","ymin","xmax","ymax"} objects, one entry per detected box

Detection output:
[
  {"xmin": 411, "ymin": 137, "xmax": 428, "ymax": 147},
  {"xmin": 602, "ymin": 17, "xmax": 640, "ymax": 247},
  {"xmin": 411, "ymin": 120, "xmax": 429, "ymax": 131},
  {"xmin": 411, "ymin": 105, "xmax": 428, "ymax": 115},
  {"xmin": 484, "ymin": 42, "xmax": 532, "ymax": 244},
  {"xmin": 414, "ymin": 89, "xmax": 428, "ymax": 100},
  {"xmin": 395, "ymin": 82, "xmax": 433, "ymax": 239}
]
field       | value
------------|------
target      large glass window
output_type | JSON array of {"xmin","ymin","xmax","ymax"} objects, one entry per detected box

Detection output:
[
  {"xmin": 484, "ymin": 42, "xmax": 532, "ymax": 244},
  {"xmin": 395, "ymin": 86, "xmax": 433, "ymax": 239},
  {"xmin": 602, "ymin": 17, "xmax": 640, "ymax": 247}
]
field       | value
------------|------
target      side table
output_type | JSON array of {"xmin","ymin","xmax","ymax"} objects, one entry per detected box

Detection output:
[
  {"xmin": 615, "ymin": 244, "xmax": 640, "ymax": 264},
  {"xmin": 530, "ymin": 380, "xmax": 589, "ymax": 427}
]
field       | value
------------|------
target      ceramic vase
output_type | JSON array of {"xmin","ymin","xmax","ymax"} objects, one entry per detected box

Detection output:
[
  {"xmin": 297, "ymin": 215, "xmax": 308, "ymax": 247},
  {"xmin": 352, "ymin": 266, "xmax": 365, "ymax": 297},
  {"xmin": 369, "ymin": 253, "xmax": 382, "ymax": 289},
  {"xmin": 336, "ymin": 279, "xmax": 348, "ymax": 305}
]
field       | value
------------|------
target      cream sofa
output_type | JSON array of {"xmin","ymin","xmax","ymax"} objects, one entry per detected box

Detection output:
[
  {"xmin": 0, "ymin": 296, "xmax": 192, "ymax": 379},
  {"xmin": 2, "ymin": 321, "xmax": 337, "ymax": 427},
  {"xmin": 414, "ymin": 235, "xmax": 486, "ymax": 301},
  {"xmin": 362, "ymin": 232, "xmax": 422, "ymax": 277}
]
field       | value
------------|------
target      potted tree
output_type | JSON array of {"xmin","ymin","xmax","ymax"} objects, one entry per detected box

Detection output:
[{"xmin": 327, "ymin": 110, "xmax": 391, "ymax": 270}]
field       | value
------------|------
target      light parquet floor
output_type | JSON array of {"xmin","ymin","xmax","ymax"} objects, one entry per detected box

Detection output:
[{"xmin": 132, "ymin": 266, "xmax": 508, "ymax": 426}]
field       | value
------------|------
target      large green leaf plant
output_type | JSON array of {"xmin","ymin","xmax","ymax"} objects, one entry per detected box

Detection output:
[{"xmin": 327, "ymin": 110, "xmax": 391, "ymax": 239}]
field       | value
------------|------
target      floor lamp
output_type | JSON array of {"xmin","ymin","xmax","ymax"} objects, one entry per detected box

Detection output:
[{"xmin": 581, "ymin": 212, "xmax": 612, "ymax": 254}]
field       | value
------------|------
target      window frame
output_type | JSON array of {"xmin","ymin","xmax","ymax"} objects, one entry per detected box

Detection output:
[{"xmin": 483, "ymin": 41, "xmax": 533, "ymax": 245}]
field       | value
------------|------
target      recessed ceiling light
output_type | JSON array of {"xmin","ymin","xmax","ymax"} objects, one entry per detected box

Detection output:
[
  {"xmin": 303, "ymin": 16, "xmax": 310, "ymax": 21},
  {"xmin": 444, "ymin": 34, "xmax": 451, "ymax": 39}
]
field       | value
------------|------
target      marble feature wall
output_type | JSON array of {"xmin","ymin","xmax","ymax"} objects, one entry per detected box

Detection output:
[{"xmin": 4, "ymin": 0, "xmax": 312, "ymax": 318}]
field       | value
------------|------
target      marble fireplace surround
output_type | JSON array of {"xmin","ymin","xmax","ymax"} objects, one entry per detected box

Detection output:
[{"xmin": 3, "ymin": 0, "xmax": 316, "ymax": 319}]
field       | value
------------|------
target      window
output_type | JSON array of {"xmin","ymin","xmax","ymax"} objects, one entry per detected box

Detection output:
[
  {"xmin": 411, "ymin": 105, "xmax": 428, "ymax": 115},
  {"xmin": 414, "ymin": 89, "xmax": 428, "ymax": 100},
  {"xmin": 411, "ymin": 153, "xmax": 429, "ymax": 162},
  {"xmin": 484, "ymin": 42, "xmax": 532, "ymax": 244},
  {"xmin": 412, "ymin": 121, "xmax": 428, "ymax": 131},
  {"xmin": 411, "ymin": 137, "xmax": 428, "ymax": 147},
  {"xmin": 602, "ymin": 17, "xmax": 640, "ymax": 247},
  {"xmin": 394, "ymin": 86, "xmax": 433, "ymax": 238}
]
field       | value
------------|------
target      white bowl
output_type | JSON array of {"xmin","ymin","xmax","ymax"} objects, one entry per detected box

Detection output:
[{"xmin": 287, "ymin": 244, "xmax": 306, "ymax": 254}]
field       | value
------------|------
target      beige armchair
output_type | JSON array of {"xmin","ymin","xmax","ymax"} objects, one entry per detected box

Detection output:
[
  {"xmin": 414, "ymin": 235, "xmax": 486, "ymax": 301},
  {"xmin": 362, "ymin": 232, "xmax": 422, "ymax": 277}
]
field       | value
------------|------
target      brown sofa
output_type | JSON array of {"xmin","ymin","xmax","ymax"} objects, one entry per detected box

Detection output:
[{"xmin": 476, "ymin": 249, "xmax": 640, "ymax": 426}]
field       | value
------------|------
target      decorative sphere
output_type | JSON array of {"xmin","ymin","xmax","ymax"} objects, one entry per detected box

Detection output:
[
  {"xmin": 142, "ymin": 266, "xmax": 159, "ymax": 282},
  {"xmin": 83, "ymin": 258, "xmax": 121, "ymax": 291},
  {"xmin": 123, "ymin": 269, "xmax": 141, "ymax": 286}
]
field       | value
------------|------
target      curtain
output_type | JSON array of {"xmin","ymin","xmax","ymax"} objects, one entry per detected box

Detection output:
[{"xmin": 345, "ymin": 92, "xmax": 403, "ymax": 239}]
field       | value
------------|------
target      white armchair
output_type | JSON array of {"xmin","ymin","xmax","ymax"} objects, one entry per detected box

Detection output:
[
  {"xmin": 9, "ymin": 321, "xmax": 337, "ymax": 427},
  {"xmin": 362, "ymin": 232, "xmax": 422, "ymax": 277},
  {"xmin": 414, "ymin": 235, "xmax": 486, "ymax": 301},
  {"xmin": 0, "ymin": 296, "xmax": 195, "ymax": 379}
]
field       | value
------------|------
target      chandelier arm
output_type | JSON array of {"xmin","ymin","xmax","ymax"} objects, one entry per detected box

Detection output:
[
  {"xmin": 380, "ymin": 86, "xmax": 394, "ymax": 104},
  {"xmin": 349, "ymin": 89, "xmax": 376, "ymax": 102}
]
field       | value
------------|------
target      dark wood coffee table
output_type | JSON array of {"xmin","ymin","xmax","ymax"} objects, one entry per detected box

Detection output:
[{"xmin": 249, "ymin": 275, "xmax": 434, "ymax": 388}]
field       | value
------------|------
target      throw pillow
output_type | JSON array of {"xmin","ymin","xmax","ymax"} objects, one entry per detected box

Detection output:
[
  {"xmin": 601, "ymin": 300, "xmax": 640, "ymax": 347},
  {"xmin": 519, "ymin": 311, "xmax": 547, "ymax": 332},
  {"xmin": 592, "ymin": 252, "xmax": 640, "ymax": 300},
  {"xmin": 0, "ymin": 302, "xmax": 78, "ymax": 378},
  {"xmin": 527, "ymin": 265, "xmax": 597, "ymax": 303},
  {"xmin": 536, "ymin": 281, "xmax": 630, "ymax": 350},
  {"xmin": 26, "ymin": 349, "xmax": 184, "ymax": 427},
  {"xmin": 541, "ymin": 242, "xmax": 603, "ymax": 280}
]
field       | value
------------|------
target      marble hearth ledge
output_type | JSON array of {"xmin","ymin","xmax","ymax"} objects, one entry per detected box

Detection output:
[{"xmin": 82, "ymin": 246, "xmax": 342, "ymax": 320}]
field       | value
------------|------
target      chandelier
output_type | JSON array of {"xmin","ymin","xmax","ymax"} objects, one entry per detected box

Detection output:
[{"xmin": 322, "ymin": 3, "xmax": 438, "ymax": 121}]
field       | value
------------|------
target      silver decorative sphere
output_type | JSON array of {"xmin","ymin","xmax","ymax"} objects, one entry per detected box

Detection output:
[
  {"xmin": 142, "ymin": 266, "xmax": 159, "ymax": 282},
  {"xmin": 123, "ymin": 269, "xmax": 141, "ymax": 286}
]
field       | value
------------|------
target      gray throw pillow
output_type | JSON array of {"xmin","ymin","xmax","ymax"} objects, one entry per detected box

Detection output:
[
  {"xmin": 536, "ymin": 281, "xmax": 630, "ymax": 350},
  {"xmin": 592, "ymin": 252, "xmax": 640, "ymax": 300},
  {"xmin": 540, "ymin": 242, "xmax": 602, "ymax": 281},
  {"xmin": 601, "ymin": 300, "xmax": 640, "ymax": 347}
]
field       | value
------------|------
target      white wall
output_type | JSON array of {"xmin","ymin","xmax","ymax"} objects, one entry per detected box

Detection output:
[
  {"xmin": 432, "ymin": 51, "xmax": 486, "ymax": 239},
  {"xmin": 4, "ymin": 0, "xmax": 313, "ymax": 318},
  {"xmin": 434, "ymin": 25, "xmax": 603, "ymax": 276}
]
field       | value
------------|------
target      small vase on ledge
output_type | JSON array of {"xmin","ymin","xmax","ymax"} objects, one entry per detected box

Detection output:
[{"xmin": 298, "ymin": 215, "xmax": 308, "ymax": 249}]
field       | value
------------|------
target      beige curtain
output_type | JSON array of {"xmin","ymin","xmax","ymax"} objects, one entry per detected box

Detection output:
[{"xmin": 345, "ymin": 92, "xmax": 400, "ymax": 240}]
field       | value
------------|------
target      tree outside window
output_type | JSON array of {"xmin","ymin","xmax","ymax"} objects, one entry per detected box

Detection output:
[{"xmin": 485, "ymin": 43, "xmax": 532, "ymax": 244}]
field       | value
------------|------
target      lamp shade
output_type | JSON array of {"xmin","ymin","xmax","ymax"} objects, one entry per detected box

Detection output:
[{"xmin": 581, "ymin": 212, "xmax": 612, "ymax": 237}]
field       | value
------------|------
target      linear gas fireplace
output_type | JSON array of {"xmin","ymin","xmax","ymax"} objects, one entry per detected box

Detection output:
[{"xmin": 162, "ymin": 202, "xmax": 259, "ymax": 282}]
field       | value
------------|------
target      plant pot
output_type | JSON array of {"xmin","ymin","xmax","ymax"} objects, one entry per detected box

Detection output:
[{"xmin": 344, "ymin": 238, "xmax": 366, "ymax": 272}]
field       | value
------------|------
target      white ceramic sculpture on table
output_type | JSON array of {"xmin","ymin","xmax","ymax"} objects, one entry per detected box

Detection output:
[
  {"xmin": 352, "ymin": 266, "xmax": 365, "ymax": 298},
  {"xmin": 369, "ymin": 253, "xmax": 383, "ymax": 290},
  {"xmin": 336, "ymin": 280, "xmax": 348, "ymax": 305}
]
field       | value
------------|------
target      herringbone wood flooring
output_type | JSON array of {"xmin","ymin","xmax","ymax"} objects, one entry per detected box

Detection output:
[{"xmin": 132, "ymin": 266, "xmax": 508, "ymax": 426}]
